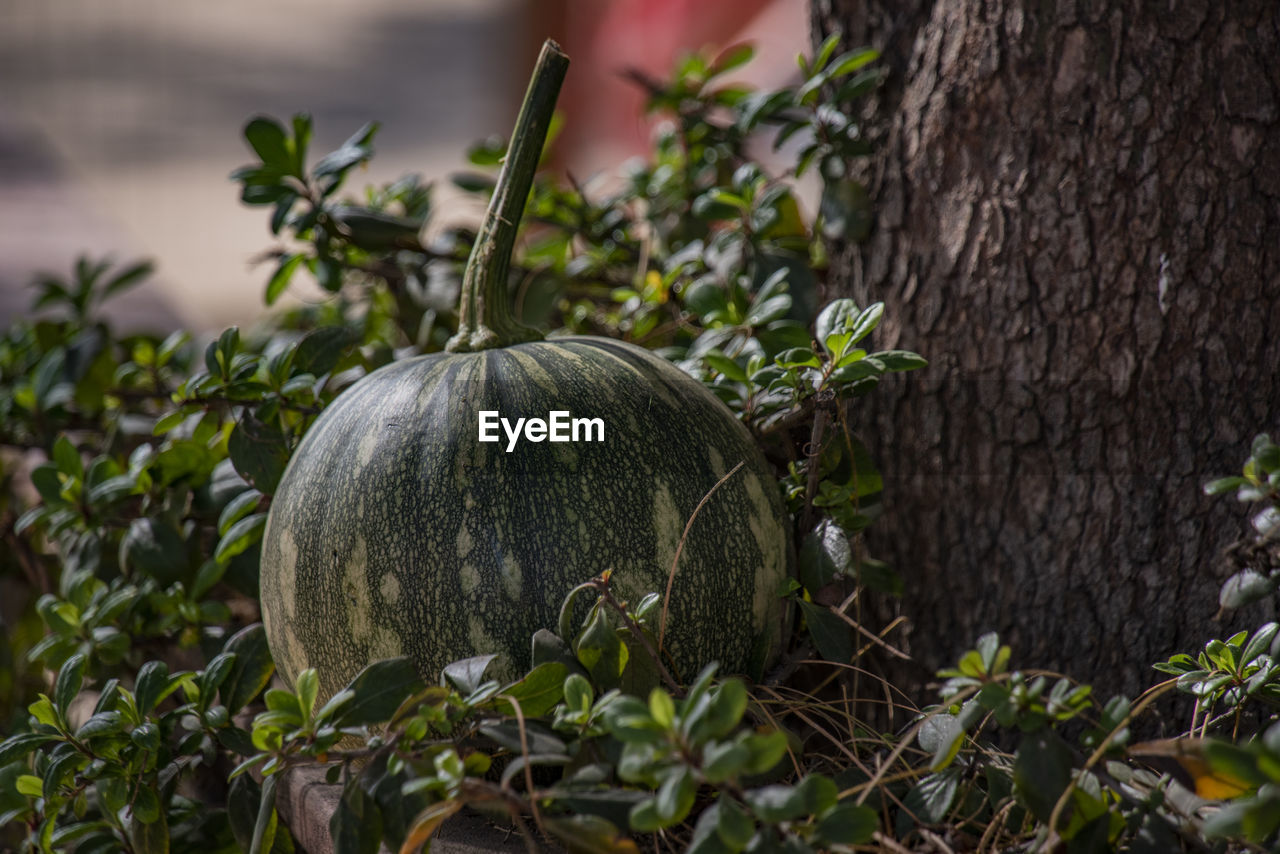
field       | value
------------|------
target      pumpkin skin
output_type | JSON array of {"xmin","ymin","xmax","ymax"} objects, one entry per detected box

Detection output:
[{"xmin": 259, "ymin": 336, "xmax": 793, "ymax": 701}]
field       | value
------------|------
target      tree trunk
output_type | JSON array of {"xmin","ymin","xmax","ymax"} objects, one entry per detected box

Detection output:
[{"xmin": 811, "ymin": 0, "xmax": 1280, "ymax": 701}]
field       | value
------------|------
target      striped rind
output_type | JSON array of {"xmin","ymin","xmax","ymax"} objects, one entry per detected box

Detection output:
[{"xmin": 260, "ymin": 336, "xmax": 793, "ymax": 700}]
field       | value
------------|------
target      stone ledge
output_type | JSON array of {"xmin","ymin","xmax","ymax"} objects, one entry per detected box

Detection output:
[{"xmin": 274, "ymin": 764, "xmax": 543, "ymax": 854}]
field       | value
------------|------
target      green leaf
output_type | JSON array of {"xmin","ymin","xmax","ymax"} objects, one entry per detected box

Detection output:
[
  {"xmin": 543, "ymin": 789, "xmax": 640, "ymax": 832},
  {"xmin": 798, "ymin": 600, "xmax": 853, "ymax": 663},
  {"xmin": 500, "ymin": 753, "xmax": 573, "ymax": 789},
  {"xmin": 87, "ymin": 474, "xmax": 139, "ymax": 505},
  {"xmin": 314, "ymin": 689, "xmax": 355, "ymax": 724},
  {"xmin": 684, "ymin": 279, "xmax": 730, "ymax": 320},
  {"xmin": 872, "ymin": 350, "xmax": 928, "ymax": 372},
  {"xmin": 228, "ymin": 774, "xmax": 263, "ymax": 850},
  {"xmin": 918, "ymin": 713, "xmax": 965, "ymax": 771},
  {"xmin": 1244, "ymin": 623, "xmax": 1279, "ymax": 664},
  {"xmin": 128, "ymin": 803, "xmax": 169, "ymax": 854},
  {"xmin": 313, "ymin": 141, "xmax": 374, "ymax": 180},
  {"xmin": 902, "ymin": 767, "xmax": 961, "ymax": 825},
  {"xmin": 265, "ymin": 254, "xmax": 303, "ymax": 306},
  {"xmin": 127, "ymin": 721, "xmax": 161, "ymax": 755},
  {"xmin": 563, "ymin": 672, "xmax": 594, "ymax": 713},
  {"xmin": 808, "ymin": 32, "xmax": 842, "ymax": 74},
  {"xmin": 228, "ymin": 415, "xmax": 289, "ymax": 495},
  {"xmin": 775, "ymin": 347, "xmax": 820, "ymax": 369},
  {"xmin": 703, "ymin": 741, "xmax": 751, "ymax": 783},
  {"xmin": 215, "ymin": 513, "xmax": 267, "ymax": 564},
  {"xmin": 656, "ymin": 767, "xmax": 697, "ymax": 824},
  {"xmin": 451, "ymin": 172, "xmax": 496, "ymax": 194},
  {"xmin": 101, "ymin": 258, "xmax": 154, "ymax": 299},
  {"xmin": 815, "ymin": 803, "xmax": 877, "ymax": 844},
  {"xmin": 133, "ymin": 785, "xmax": 161, "ymax": 824},
  {"xmin": 0, "ymin": 732, "xmax": 58, "ymax": 766},
  {"xmin": 330, "ymin": 778, "xmax": 381, "ymax": 854},
  {"xmin": 218, "ymin": 489, "xmax": 263, "ymax": 536},
  {"xmin": 293, "ymin": 326, "xmax": 357, "ymax": 377},
  {"xmin": 1220, "ymin": 570, "xmax": 1277, "ymax": 610},
  {"xmin": 493, "ymin": 661, "xmax": 568, "ymax": 717},
  {"xmin": 745, "ymin": 295, "xmax": 792, "ymax": 327},
  {"xmin": 466, "ymin": 134, "xmax": 506, "ymax": 166},
  {"xmin": 28, "ymin": 695, "xmax": 58, "ymax": 728},
  {"xmin": 244, "ymin": 117, "xmax": 292, "ymax": 170},
  {"xmin": 744, "ymin": 783, "xmax": 808, "ymax": 823},
  {"xmin": 220, "ymin": 624, "xmax": 276, "ymax": 714},
  {"xmin": 710, "ymin": 42, "xmax": 755, "ymax": 77},
  {"xmin": 649, "ymin": 688, "xmax": 676, "ymax": 729},
  {"xmin": 30, "ymin": 463, "xmax": 64, "ymax": 507},
  {"xmin": 743, "ymin": 730, "xmax": 789, "ymax": 775},
  {"xmin": 700, "ymin": 680, "xmax": 748, "ymax": 740},
  {"xmin": 295, "ymin": 669, "xmax": 319, "ymax": 721},
  {"xmin": 52, "ymin": 435, "xmax": 83, "ymax": 479},
  {"xmin": 202, "ymin": 652, "xmax": 238, "ymax": 707},
  {"xmin": 814, "ymin": 298, "xmax": 858, "ymax": 347},
  {"xmin": 289, "ymin": 114, "xmax": 312, "ymax": 173},
  {"xmin": 16, "ymin": 774, "xmax": 43, "ymax": 798},
  {"xmin": 575, "ymin": 604, "xmax": 628, "ymax": 690},
  {"xmin": 120, "ymin": 517, "xmax": 188, "ymax": 586},
  {"xmin": 793, "ymin": 775, "xmax": 839, "ymax": 815},
  {"xmin": 336, "ymin": 657, "xmax": 426, "ymax": 728},
  {"xmin": 55, "ymin": 653, "xmax": 86, "ymax": 714},
  {"xmin": 151, "ymin": 410, "xmax": 189, "ymax": 436},
  {"xmin": 628, "ymin": 797, "xmax": 663, "ymax": 833},
  {"xmin": 331, "ymin": 206, "xmax": 424, "ymax": 251},
  {"xmin": 441, "ymin": 654, "xmax": 497, "ymax": 696},
  {"xmin": 799, "ymin": 520, "xmax": 852, "ymax": 594},
  {"xmin": 705, "ymin": 351, "xmax": 748, "ymax": 383},
  {"xmin": 532, "ymin": 629, "xmax": 580, "ymax": 673},
  {"xmin": 134, "ymin": 660, "xmax": 170, "ymax": 715},
  {"xmin": 848, "ymin": 302, "xmax": 884, "ymax": 344},
  {"xmin": 1014, "ymin": 730, "xmax": 1074, "ymax": 824},
  {"xmin": 249, "ymin": 772, "xmax": 279, "ymax": 854},
  {"xmin": 827, "ymin": 47, "xmax": 879, "ymax": 78},
  {"xmin": 715, "ymin": 795, "xmax": 754, "ymax": 848},
  {"xmin": 480, "ymin": 720, "xmax": 566, "ymax": 756}
]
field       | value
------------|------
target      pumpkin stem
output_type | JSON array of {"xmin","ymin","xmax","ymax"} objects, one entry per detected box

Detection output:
[{"xmin": 446, "ymin": 40, "xmax": 569, "ymax": 352}]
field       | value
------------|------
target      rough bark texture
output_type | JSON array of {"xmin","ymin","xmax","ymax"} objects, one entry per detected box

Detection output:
[{"xmin": 811, "ymin": 0, "xmax": 1280, "ymax": 701}]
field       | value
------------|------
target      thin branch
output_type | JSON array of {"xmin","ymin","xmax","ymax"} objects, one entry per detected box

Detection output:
[
  {"xmin": 658, "ymin": 461, "xmax": 745, "ymax": 658},
  {"xmin": 590, "ymin": 572, "xmax": 681, "ymax": 694}
]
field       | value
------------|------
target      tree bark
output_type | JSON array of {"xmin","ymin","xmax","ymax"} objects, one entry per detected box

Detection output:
[{"xmin": 811, "ymin": 0, "xmax": 1280, "ymax": 700}]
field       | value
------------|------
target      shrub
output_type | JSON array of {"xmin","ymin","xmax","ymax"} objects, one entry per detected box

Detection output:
[{"xmin": 1, "ymin": 34, "xmax": 1275, "ymax": 854}]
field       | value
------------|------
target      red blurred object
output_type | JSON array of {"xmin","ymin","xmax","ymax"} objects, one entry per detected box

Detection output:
[{"xmin": 547, "ymin": 0, "xmax": 807, "ymax": 174}]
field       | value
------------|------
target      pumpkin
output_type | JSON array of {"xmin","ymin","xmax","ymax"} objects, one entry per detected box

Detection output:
[{"xmin": 259, "ymin": 41, "xmax": 793, "ymax": 701}]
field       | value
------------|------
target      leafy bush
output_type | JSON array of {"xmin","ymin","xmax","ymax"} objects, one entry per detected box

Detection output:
[{"xmin": 1, "ymin": 33, "xmax": 1276, "ymax": 854}]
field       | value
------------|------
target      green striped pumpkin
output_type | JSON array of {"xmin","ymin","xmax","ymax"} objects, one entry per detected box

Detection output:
[{"xmin": 258, "ymin": 42, "xmax": 792, "ymax": 702}]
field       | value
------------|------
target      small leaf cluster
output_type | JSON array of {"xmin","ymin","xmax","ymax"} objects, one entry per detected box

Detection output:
[
  {"xmin": 1154, "ymin": 622, "xmax": 1280, "ymax": 731},
  {"xmin": 5, "ymin": 268, "xmax": 367, "ymax": 688},
  {"xmin": 224, "ymin": 577, "xmax": 876, "ymax": 854},
  {"xmin": 881, "ymin": 626, "xmax": 1280, "ymax": 852},
  {"xmin": 0, "ymin": 625, "xmax": 276, "ymax": 853},
  {"xmin": 601, "ymin": 671, "xmax": 876, "ymax": 852},
  {"xmin": 1198, "ymin": 722, "xmax": 1280, "ymax": 843},
  {"xmin": 909, "ymin": 634, "xmax": 1125, "ymax": 848},
  {"xmin": 231, "ymin": 114, "xmax": 463, "ymax": 350},
  {"xmin": 1205, "ymin": 433, "xmax": 1280, "ymax": 609}
]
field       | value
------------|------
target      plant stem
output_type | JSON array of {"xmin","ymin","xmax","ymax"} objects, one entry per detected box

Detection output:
[
  {"xmin": 591, "ymin": 573, "xmax": 682, "ymax": 694},
  {"xmin": 447, "ymin": 40, "xmax": 569, "ymax": 353}
]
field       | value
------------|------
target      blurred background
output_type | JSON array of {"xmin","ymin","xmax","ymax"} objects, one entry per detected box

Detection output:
[{"xmin": 0, "ymin": 0, "xmax": 807, "ymax": 332}]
